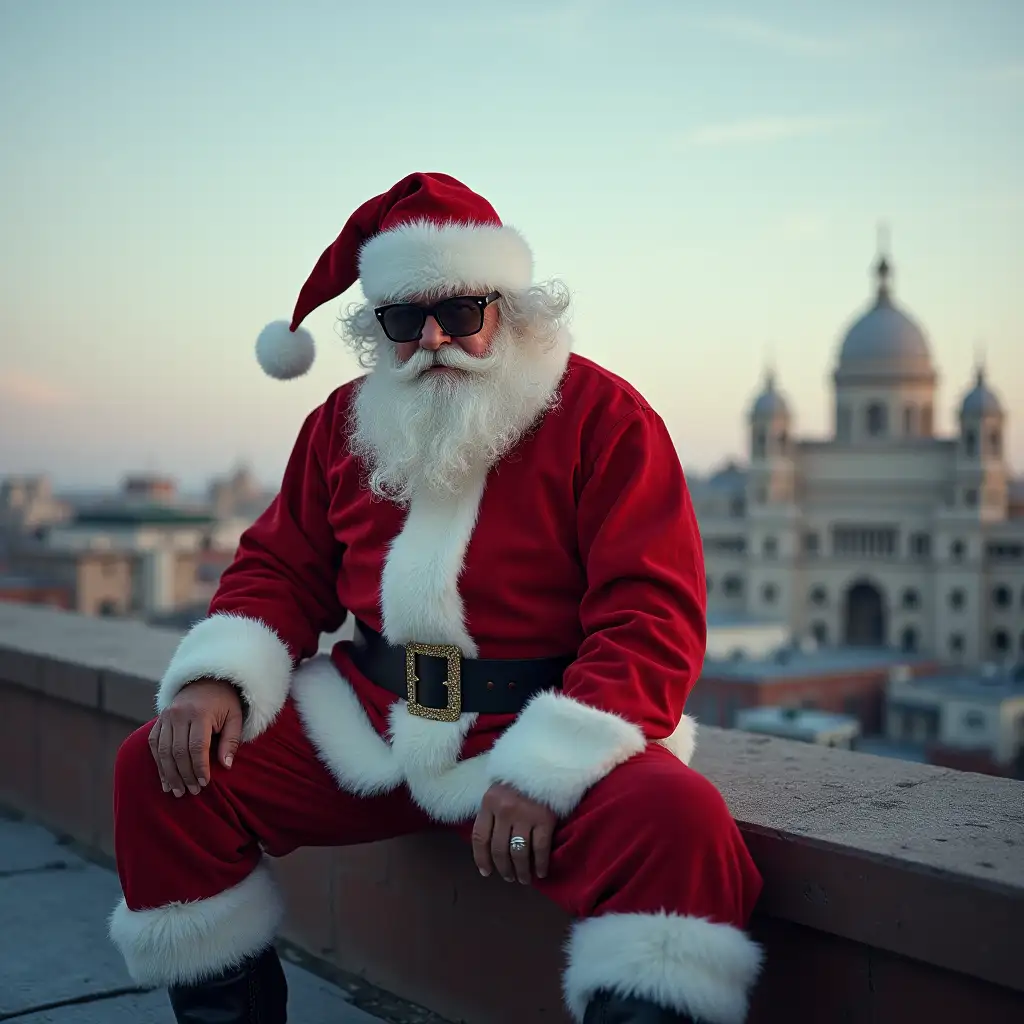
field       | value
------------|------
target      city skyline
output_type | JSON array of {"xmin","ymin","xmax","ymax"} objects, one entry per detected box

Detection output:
[{"xmin": 1, "ymin": 0, "xmax": 1021, "ymax": 489}]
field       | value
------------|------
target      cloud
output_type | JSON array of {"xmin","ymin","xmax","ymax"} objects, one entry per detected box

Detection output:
[
  {"xmin": 684, "ymin": 115, "xmax": 845, "ymax": 148},
  {"xmin": 707, "ymin": 16, "xmax": 841, "ymax": 56},
  {"xmin": 0, "ymin": 370, "xmax": 70, "ymax": 407}
]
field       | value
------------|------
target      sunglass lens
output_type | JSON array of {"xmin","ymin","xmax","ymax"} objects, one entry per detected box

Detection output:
[
  {"xmin": 435, "ymin": 298, "xmax": 483, "ymax": 337},
  {"xmin": 381, "ymin": 305, "xmax": 424, "ymax": 342}
]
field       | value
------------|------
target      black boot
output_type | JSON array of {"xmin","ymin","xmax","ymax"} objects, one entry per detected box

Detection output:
[
  {"xmin": 168, "ymin": 945, "xmax": 287, "ymax": 1023},
  {"xmin": 584, "ymin": 989, "xmax": 699, "ymax": 1023}
]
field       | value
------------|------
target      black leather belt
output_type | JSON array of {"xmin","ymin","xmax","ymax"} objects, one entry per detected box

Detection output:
[{"xmin": 348, "ymin": 620, "xmax": 572, "ymax": 722}]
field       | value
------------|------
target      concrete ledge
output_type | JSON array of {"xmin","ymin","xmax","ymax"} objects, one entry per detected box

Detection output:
[{"xmin": 1, "ymin": 602, "xmax": 1022, "ymax": 1024}]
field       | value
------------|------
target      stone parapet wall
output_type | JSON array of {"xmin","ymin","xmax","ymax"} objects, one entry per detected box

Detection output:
[{"xmin": 1, "ymin": 603, "xmax": 1021, "ymax": 1023}]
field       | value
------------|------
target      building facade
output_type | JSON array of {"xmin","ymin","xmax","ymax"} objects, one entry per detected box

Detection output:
[{"xmin": 692, "ymin": 251, "xmax": 1024, "ymax": 668}]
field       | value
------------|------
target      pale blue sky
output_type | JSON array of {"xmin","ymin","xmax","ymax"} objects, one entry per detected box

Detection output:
[{"xmin": 1, "ymin": 0, "xmax": 1021, "ymax": 488}]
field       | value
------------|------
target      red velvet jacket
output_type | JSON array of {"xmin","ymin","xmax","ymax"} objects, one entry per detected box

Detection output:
[{"xmin": 156, "ymin": 351, "xmax": 704, "ymax": 823}]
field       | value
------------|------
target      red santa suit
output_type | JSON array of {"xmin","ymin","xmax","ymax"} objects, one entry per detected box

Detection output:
[{"xmin": 108, "ymin": 174, "xmax": 763, "ymax": 1024}]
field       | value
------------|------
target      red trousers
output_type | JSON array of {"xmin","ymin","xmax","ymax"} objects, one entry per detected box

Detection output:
[{"xmin": 111, "ymin": 699, "xmax": 763, "ymax": 1022}]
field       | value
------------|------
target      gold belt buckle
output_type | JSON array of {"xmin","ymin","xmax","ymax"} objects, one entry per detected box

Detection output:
[{"xmin": 405, "ymin": 642, "xmax": 463, "ymax": 722}]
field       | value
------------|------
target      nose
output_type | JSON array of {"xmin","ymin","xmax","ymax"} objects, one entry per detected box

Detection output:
[{"xmin": 418, "ymin": 315, "xmax": 449, "ymax": 351}]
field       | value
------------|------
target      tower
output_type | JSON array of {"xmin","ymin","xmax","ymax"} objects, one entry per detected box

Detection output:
[{"xmin": 833, "ymin": 247, "xmax": 937, "ymax": 444}]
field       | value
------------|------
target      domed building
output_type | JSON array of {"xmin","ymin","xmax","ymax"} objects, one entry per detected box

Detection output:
[{"xmin": 692, "ymin": 250, "xmax": 1024, "ymax": 668}]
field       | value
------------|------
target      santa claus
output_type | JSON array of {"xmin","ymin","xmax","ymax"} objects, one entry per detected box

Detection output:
[{"xmin": 108, "ymin": 173, "xmax": 764, "ymax": 1024}]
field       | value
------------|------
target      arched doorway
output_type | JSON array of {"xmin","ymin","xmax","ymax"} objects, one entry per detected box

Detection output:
[{"xmin": 844, "ymin": 581, "xmax": 886, "ymax": 647}]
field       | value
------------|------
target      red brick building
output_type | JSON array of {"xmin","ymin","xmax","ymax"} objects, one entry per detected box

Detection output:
[
  {"xmin": 0, "ymin": 573, "xmax": 73, "ymax": 610},
  {"xmin": 689, "ymin": 647, "xmax": 941, "ymax": 736}
]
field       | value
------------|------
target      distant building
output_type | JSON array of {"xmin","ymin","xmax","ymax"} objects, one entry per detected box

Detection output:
[
  {"xmin": 0, "ymin": 572, "xmax": 73, "ymax": 610},
  {"xmin": 734, "ymin": 705, "xmax": 861, "ymax": 749},
  {"xmin": 691, "ymin": 644, "xmax": 940, "ymax": 734},
  {"xmin": 121, "ymin": 474, "xmax": 178, "ymax": 504},
  {"xmin": 8, "ymin": 504, "xmax": 217, "ymax": 618},
  {"xmin": 884, "ymin": 664, "xmax": 1024, "ymax": 778},
  {"xmin": 0, "ymin": 476, "xmax": 71, "ymax": 533},
  {"xmin": 705, "ymin": 612, "xmax": 790, "ymax": 660},
  {"xmin": 208, "ymin": 463, "xmax": 273, "ymax": 521},
  {"xmin": 691, "ymin": 249, "xmax": 1023, "ymax": 668}
]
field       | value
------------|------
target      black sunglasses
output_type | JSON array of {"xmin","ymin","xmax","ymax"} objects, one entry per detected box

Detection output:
[{"xmin": 374, "ymin": 291, "xmax": 500, "ymax": 343}]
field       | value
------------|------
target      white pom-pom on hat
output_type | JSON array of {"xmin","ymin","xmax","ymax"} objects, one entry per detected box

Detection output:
[{"xmin": 255, "ymin": 321, "xmax": 315, "ymax": 380}]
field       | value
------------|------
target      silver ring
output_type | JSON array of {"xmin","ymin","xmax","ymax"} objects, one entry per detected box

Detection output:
[{"xmin": 509, "ymin": 835, "xmax": 528, "ymax": 852}]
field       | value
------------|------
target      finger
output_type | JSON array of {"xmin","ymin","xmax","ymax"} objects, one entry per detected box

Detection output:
[
  {"xmin": 471, "ymin": 808, "xmax": 495, "ymax": 877},
  {"xmin": 190, "ymin": 715, "xmax": 213, "ymax": 788},
  {"xmin": 490, "ymin": 815, "xmax": 515, "ymax": 882},
  {"xmin": 532, "ymin": 823, "xmax": 553, "ymax": 880},
  {"xmin": 148, "ymin": 721, "xmax": 169, "ymax": 793},
  {"xmin": 218, "ymin": 705, "xmax": 243, "ymax": 769},
  {"xmin": 509, "ymin": 824, "xmax": 533, "ymax": 885},
  {"xmin": 158, "ymin": 719, "xmax": 186, "ymax": 797},
  {"xmin": 171, "ymin": 715, "xmax": 201, "ymax": 796}
]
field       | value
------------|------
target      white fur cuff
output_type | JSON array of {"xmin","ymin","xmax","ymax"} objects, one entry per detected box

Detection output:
[
  {"xmin": 486, "ymin": 691, "xmax": 647, "ymax": 817},
  {"xmin": 108, "ymin": 861, "xmax": 284, "ymax": 987},
  {"xmin": 563, "ymin": 912, "xmax": 764, "ymax": 1024},
  {"xmin": 156, "ymin": 613, "xmax": 293, "ymax": 741},
  {"xmin": 357, "ymin": 220, "xmax": 533, "ymax": 302}
]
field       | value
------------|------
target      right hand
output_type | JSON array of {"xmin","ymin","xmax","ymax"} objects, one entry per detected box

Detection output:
[{"xmin": 148, "ymin": 679, "xmax": 244, "ymax": 798}]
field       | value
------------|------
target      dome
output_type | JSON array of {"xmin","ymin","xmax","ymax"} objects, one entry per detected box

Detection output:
[
  {"xmin": 749, "ymin": 370, "xmax": 790, "ymax": 420},
  {"xmin": 960, "ymin": 366, "xmax": 1003, "ymax": 418},
  {"xmin": 835, "ymin": 255, "xmax": 935, "ymax": 382}
]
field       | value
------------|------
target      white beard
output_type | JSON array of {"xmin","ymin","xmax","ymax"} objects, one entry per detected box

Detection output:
[{"xmin": 349, "ymin": 324, "xmax": 566, "ymax": 506}]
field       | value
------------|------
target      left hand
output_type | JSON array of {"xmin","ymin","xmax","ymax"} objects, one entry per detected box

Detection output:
[{"xmin": 472, "ymin": 782, "xmax": 557, "ymax": 884}]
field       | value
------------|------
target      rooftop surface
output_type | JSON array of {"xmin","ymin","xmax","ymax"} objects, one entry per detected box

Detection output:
[
  {"xmin": 736, "ymin": 706, "xmax": 861, "ymax": 738},
  {"xmin": 702, "ymin": 645, "xmax": 936, "ymax": 682},
  {"xmin": 0, "ymin": 814, "xmax": 387, "ymax": 1023},
  {"xmin": 892, "ymin": 667, "xmax": 1024, "ymax": 704},
  {"xmin": 72, "ymin": 504, "xmax": 216, "ymax": 527}
]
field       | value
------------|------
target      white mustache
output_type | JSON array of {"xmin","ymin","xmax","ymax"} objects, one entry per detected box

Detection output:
[{"xmin": 391, "ymin": 344, "xmax": 497, "ymax": 382}]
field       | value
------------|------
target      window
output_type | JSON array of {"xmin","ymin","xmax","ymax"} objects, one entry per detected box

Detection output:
[
  {"xmin": 986, "ymin": 542, "xmax": 1023, "ymax": 561},
  {"xmin": 964, "ymin": 488, "xmax": 978, "ymax": 507},
  {"xmin": 949, "ymin": 633, "xmax": 965, "ymax": 656},
  {"xmin": 803, "ymin": 532, "xmax": 820, "ymax": 556},
  {"xmin": 901, "ymin": 588, "xmax": 920, "ymax": 610},
  {"xmin": 949, "ymin": 589, "xmax": 966, "ymax": 611},
  {"xmin": 832, "ymin": 526, "xmax": 898, "ymax": 558},
  {"xmin": 762, "ymin": 582, "xmax": 778, "ymax": 604},
  {"xmin": 98, "ymin": 599, "xmax": 119, "ymax": 617},
  {"xmin": 901, "ymin": 627, "xmax": 919, "ymax": 653},
  {"xmin": 705, "ymin": 536, "xmax": 746, "ymax": 554},
  {"xmin": 753, "ymin": 430, "xmax": 766, "ymax": 458},
  {"xmin": 729, "ymin": 496, "xmax": 745, "ymax": 518},
  {"xmin": 964, "ymin": 429, "xmax": 978, "ymax": 458},
  {"xmin": 811, "ymin": 621, "xmax": 828, "ymax": 645},
  {"xmin": 993, "ymin": 585, "xmax": 1011, "ymax": 608},
  {"xmin": 910, "ymin": 532, "xmax": 931, "ymax": 558},
  {"xmin": 763, "ymin": 536, "xmax": 778, "ymax": 558},
  {"xmin": 723, "ymin": 575, "xmax": 743, "ymax": 597},
  {"xmin": 866, "ymin": 402, "xmax": 888, "ymax": 437},
  {"xmin": 921, "ymin": 404, "xmax": 933, "ymax": 434},
  {"xmin": 950, "ymin": 539, "xmax": 966, "ymax": 561},
  {"xmin": 963, "ymin": 711, "xmax": 985, "ymax": 730},
  {"xmin": 810, "ymin": 585, "xmax": 828, "ymax": 607},
  {"xmin": 989, "ymin": 430, "xmax": 1002, "ymax": 457},
  {"xmin": 992, "ymin": 629, "xmax": 1010, "ymax": 654}
]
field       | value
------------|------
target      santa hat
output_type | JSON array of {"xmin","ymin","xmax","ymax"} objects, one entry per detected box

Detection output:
[{"xmin": 255, "ymin": 172, "xmax": 534, "ymax": 379}]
